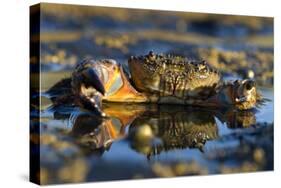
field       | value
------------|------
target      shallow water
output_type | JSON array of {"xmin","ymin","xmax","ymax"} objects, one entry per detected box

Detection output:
[{"xmin": 35, "ymin": 72, "xmax": 273, "ymax": 183}]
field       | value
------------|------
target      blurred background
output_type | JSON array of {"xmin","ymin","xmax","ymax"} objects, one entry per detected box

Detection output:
[{"xmin": 35, "ymin": 3, "xmax": 273, "ymax": 88}]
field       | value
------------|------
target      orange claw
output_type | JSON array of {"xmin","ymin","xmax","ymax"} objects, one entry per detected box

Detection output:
[{"xmin": 103, "ymin": 66, "xmax": 148, "ymax": 103}]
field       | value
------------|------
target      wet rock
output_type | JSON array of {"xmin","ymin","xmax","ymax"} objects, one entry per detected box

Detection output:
[
  {"xmin": 253, "ymin": 148, "xmax": 265, "ymax": 164},
  {"xmin": 152, "ymin": 161, "xmax": 208, "ymax": 177},
  {"xmin": 129, "ymin": 124, "xmax": 154, "ymax": 144},
  {"xmin": 58, "ymin": 159, "xmax": 89, "ymax": 183}
]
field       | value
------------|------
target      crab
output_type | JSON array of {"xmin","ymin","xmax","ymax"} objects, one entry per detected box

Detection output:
[{"xmin": 70, "ymin": 51, "xmax": 262, "ymax": 116}]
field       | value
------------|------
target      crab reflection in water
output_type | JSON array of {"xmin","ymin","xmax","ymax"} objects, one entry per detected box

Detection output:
[{"xmin": 55, "ymin": 104, "xmax": 257, "ymax": 158}]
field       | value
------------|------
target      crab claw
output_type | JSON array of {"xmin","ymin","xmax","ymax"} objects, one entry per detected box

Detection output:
[
  {"xmin": 72, "ymin": 60, "xmax": 108, "ymax": 117},
  {"xmin": 81, "ymin": 68, "xmax": 105, "ymax": 95},
  {"xmin": 233, "ymin": 79, "xmax": 259, "ymax": 110},
  {"xmin": 78, "ymin": 68, "xmax": 106, "ymax": 116}
]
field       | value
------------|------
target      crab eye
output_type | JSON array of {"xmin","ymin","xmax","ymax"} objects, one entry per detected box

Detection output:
[{"xmin": 148, "ymin": 50, "xmax": 154, "ymax": 57}]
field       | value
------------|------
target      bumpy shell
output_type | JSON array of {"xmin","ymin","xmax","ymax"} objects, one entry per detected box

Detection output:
[{"xmin": 128, "ymin": 51, "xmax": 221, "ymax": 100}]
